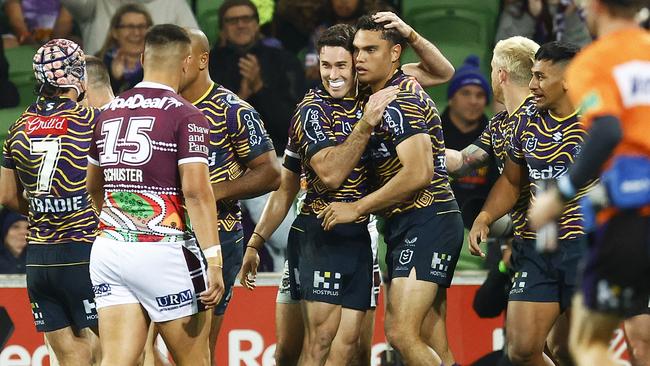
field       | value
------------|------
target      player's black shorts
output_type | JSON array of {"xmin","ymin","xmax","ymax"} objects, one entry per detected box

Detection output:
[
  {"xmin": 214, "ymin": 229, "xmax": 244, "ymax": 316},
  {"xmin": 508, "ymin": 237, "xmax": 586, "ymax": 311},
  {"xmin": 383, "ymin": 202, "xmax": 463, "ymax": 287},
  {"xmin": 581, "ymin": 211, "xmax": 650, "ymax": 317},
  {"xmin": 286, "ymin": 215, "xmax": 304, "ymax": 302},
  {"xmin": 295, "ymin": 214, "xmax": 373, "ymax": 310},
  {"xmin": 26, "ymin": 242, "xmax": 97, "ymax": 333}
]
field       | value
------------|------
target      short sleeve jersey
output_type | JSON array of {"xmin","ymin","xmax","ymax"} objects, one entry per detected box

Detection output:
[
  {"xmin": 288, "ymin": 87, "xmax": 370, "ymax": 217},
  {"xmin": 193, "ymin": 83, "xmax": 274, "ymax": 233},
  {"xmin": 88, "ymin": 82, "xmax": 211, "ymax": 242},
  {"xmin": 2, "ymin": 97, "xmax": 100, "ymax": 244},
  {"xmin": 509, "ymin": 109, "xmax": 595, "ymax": 240},
  {"xmin": 474, "ymin": 96, "xmax": 535, "ymax": 239},
  {"xmin": 368, "ymin": 71, "xmax": 455, "ymax": 217}
]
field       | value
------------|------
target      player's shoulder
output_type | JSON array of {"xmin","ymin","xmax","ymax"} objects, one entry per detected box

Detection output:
[{"xmin": 296, "ymin": 88, "xmax": 330, "ymax": 113}]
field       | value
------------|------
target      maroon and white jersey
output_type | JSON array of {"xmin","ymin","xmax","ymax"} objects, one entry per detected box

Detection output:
[{"xmin": 88, "ymin": 82, "xmax": 211, "ymax": 242}]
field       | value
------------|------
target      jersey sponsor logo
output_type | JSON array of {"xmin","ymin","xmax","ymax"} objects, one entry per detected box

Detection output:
[
  {"xmin": 527, "ymin": 164, "xmax": 568, "ymax": 180},
  {"xmin": 383, "ymin": 105, "xmax": 404, "ymax": 135},
  {"xmin": 188, "ymin": 123, "xmax": 209, "ymax": 155},
  {"xmin": 430, "ymin": 252, "xmax": 451, "ymax": 278},
  {"xmin": 156, "ymin": 289, "xmax": 194, "ymax": 310},
  {"xmin": 25, "ymin": 116, "xmax": 68, "ymax": 136},
  {"xmin": 398, "ymin": 249, "xmax": 413, "ymax": 265},
  {"xmin": 552, "ymin": 131, "xmax": 563, "ymax": 143},
  {"xmin": 243, "ymin": 112, "xmax": 262, "ymax": 146},
  {"xmin": 304, "ymin": 108, "xmax": 326, "ymax": 142},
  {"xmin": 28, "ymin": 195, "xmax": 86, "ymax": 213},
  {"xmin": 614, "ymin": 61, "xmax": 650, "ymax": 107},
  {"xmin": 312, "ymin": 271, "xmax": 340, "ymax": 296},
  {"xmin": 106, "ymin": 94, "xmax": 183, "ymax": 111}
]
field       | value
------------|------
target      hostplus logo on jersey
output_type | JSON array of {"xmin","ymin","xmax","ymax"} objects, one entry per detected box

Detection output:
[
  {"xmin": 83, "ymin": 299, "xmax": 98, "ymax": 320},
  {"xmin": 312, "ymin": 271, "xmax": 341, "ymax": 296},
  {"xmin": 156, "ymin": 289, "xmax": 194, "ymax": 311},
  {"xmin": 510, "ymin": 271, "xmax": 528, "ymax": 295},
  {"xmin": 430, "ymin": 252, "xmax": 452, "ymax": 278}
]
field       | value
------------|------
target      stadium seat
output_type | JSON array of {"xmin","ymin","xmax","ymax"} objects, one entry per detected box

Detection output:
[
  {"xmin": 402, "ymin": 0, "xmax": 501, "ymax": 20},
  {"xmin": 195, "ymin": 0, "xmax": 225, "ymax": 46}
]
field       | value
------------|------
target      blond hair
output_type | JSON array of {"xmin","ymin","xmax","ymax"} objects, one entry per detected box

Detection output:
[{"xmin": 492, "ymin": 36, "xmax": 540, "ymax": 85}]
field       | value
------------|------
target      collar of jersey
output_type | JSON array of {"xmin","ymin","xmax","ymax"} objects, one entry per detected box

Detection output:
[
  {"xmin": 548, "ymin": 109, "xmax": 579, "ymax": 122},
  {"xmin": 509, "ymin": 94, "xmax": 536, "ymax": 117},
  {"xmin": 192, "ymin": 82, "xmax": 216, "ymax": 105},
  {"xmin": 134, "ymin": 81, "xmax": 175, "ymax": 93}
]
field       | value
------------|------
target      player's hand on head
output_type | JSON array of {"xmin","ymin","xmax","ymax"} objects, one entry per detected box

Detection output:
[
  {"xmin": 362, "ymin": 86, "xmax": 399, "ymax": 127},
  {"xmin": 372, "ymin": 12, "xmax": 413, "ymax": 39},
  {"xmin": 201, "ymin": 265, "xmax": 225, "ymax": 308},
  {"xmin": 318, "ymin": 202, "xmax": 361, "ymax": 230},
  {"xmin": 238, "ymin": 246, "xmax": 260, "ymax": 290},
  {"xmin": 468, "ymin": 218, "xmax": 489, "ymax": 258}
]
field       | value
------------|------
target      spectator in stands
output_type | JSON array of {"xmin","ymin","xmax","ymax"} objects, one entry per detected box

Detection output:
[
  {"xmin": 96, "ymin": 4, "xmax": 151, "ymax": 94},
  {"xmin": 0, "ymin": 208, "xmax": 27, "ymax": 274},
  {"xmin": 496, "ymin": 0, "xmax": 591, "ymax": 47},
  {"xmin": 209, "ymin": 0, "xmax": 305, "ymax": 155},
  {"xmin": 0, "ymin": 30, "xmax": 19, "ymax": 108},
  {"xmin": 3, "ymin": 0, "xmax": 73, "ymax": 46},
  {"xmin": 441, "ymin": 55, "xmax": 497, "ymax": 217},
  {"xmin": 55, "ymin": 0, "xmax": 197, "ymax": 55}
]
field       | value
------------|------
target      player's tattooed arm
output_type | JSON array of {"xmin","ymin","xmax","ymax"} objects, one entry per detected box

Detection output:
[
  {"xmin": 374, "ymin": 12, "xmax": 454, "ymax": 87},
  {"xmin": 0, "ymin": 167, "xmax": 28, "ymax": 215},
  {"xmin": 310, "ymin": 87, "xmax": 398, "ymax": 189},
  {"xmin": 446, "ymin": 144, "xmax": 491, "ymax": 178}
]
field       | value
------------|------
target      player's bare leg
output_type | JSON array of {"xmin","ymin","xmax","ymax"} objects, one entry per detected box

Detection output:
[
  {"xmin": 325, "ymin": 308, "xmax": 365, "ymax": 366},
  {"xmin": 44, "ymin": 326, "xmax": 93, "ymax": 366},
  {"xmin": 300, "ymin": 301, "xmax": 342, "ymax": 365},
  {"xmin": 546, "ymin": 310, "xmax": 572, "ymax": 366},
  {"xmin": 569, "ymin": 294, "xmax": 621, "ymax": 366},
  {"xmin": 208, "ymin": 314, "xmax": 225, "ymax": 365},
  {"xmin": 422, "ymin": 288, "xmax": 454, "ymax": 365},
  {"xmin": 98, "ymin": 304, "xmax": 150, "ymax": 366},
  {"xmin": 506, "ymin": 301, "xmax": 559, "ymax": 366},
  {"xmin": 385, "ymin": 268, "xmax": 442, "ymax": 365},
  {"xmin": 157, "ymin": 310, "xmax": 212, "ymax": 366},
  {"xmin": 625, "ymin": 313, "xmax": 650, "ymax": 366},
  {"xmin": 275, "ymin": 302, "xmax": 305, "ymax": 365},
  {"xmin": 350, "ymin": 309, "xmax": 376, "ymax": 366}
]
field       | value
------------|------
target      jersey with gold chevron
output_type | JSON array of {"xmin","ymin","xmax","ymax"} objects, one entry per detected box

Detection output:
[
  {"xmin": 288, "ymin": 86, "xmax": 370, "ymax": 218},
  {"xmin": 194, "ymin": 83, "xmax": 274, "ymax": 233},
  {"xmin": 509, "ymin": 108, "xmax": 595, "ymax": 240},
  {"xmin": 474, "ymin": 96, "xmax": 535, "ymax": 240},
  {"xmin": 1, "ymin": 97, "xmax": 99, "ymax": 244},
  {"xmin": 367, "ymin": 70, "xmax": 455, "ymax": 217}
]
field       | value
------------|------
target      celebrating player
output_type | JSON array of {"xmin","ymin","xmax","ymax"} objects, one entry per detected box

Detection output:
[{"xmin": 86, "ymin": 24, "xmax": 224, "ymax": 366}]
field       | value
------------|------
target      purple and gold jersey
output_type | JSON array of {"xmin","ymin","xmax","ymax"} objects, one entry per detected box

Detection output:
[
  {"xmin": 368, "ymin": 71, "xmax": 455, "ymax": 217},
  {"xmin": 509, "ymin": 109, "xmax": 595, "ymax": 240},
  {"xmin": 193, "ymin": 83, "xmax": 274, "ymax": 233},
  {"xmin": 474, "ymin": 96, "xmax": 535, "ymax": 239},
  {"xmin": 1, "ymin": 97, "xmax": 99, "ymax": 244},
  {"xmin": 88, "ymin": 82, "xmax": 211, "ymax": 242},
  {"xmin": 288, "ymin": 87, "xmax": 370, "ymax": 218}
]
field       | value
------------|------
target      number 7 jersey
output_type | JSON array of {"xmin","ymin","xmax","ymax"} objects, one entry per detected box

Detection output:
[
  {"xmin": 88, "ymin": 82, "xmax": 212, "ymax": 242},
  {"xmin": 2, "ymin": 97, "xmax": 99, "ymax": 244}
]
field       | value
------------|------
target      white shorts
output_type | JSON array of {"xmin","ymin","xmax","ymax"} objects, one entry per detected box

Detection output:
[{"xmin": 90, "ymin": 236, "xmax": 208, "ymax": 322}]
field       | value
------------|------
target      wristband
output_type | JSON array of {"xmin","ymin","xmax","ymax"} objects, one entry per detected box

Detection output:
[
  {"xmin": 407, "ymin": 29, "xmax": 418, "ymax": 44},
  {"xmin": 246, "ymin": 245, "xmax": 259, "ymax": 252},
  {"xmin": 252, "ymin": 231, "xmax": 267, "ymax": 242},
  {"xmin": 202, "ymin": 245, "xmax": 222, "ymax": 258}
]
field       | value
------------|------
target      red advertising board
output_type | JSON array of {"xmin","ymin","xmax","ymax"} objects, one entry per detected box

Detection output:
[{"xmin": 0, "ymin": 274, "xmax": 632, "ymax": 365}]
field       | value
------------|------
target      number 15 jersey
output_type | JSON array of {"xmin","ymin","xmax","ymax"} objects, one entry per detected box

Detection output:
[{"xmin": 88, "ymin": 82, "xmax": 211, "ymax": 242}]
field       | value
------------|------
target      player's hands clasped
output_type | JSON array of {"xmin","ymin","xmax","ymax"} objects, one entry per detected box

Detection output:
[
  {"xmin": 318, "ymin": 202, "xmax": 362, "ymax": 230},
  {"xmin": 362, "ymin": 86, "xmax": 399, "ymax": 127}
]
